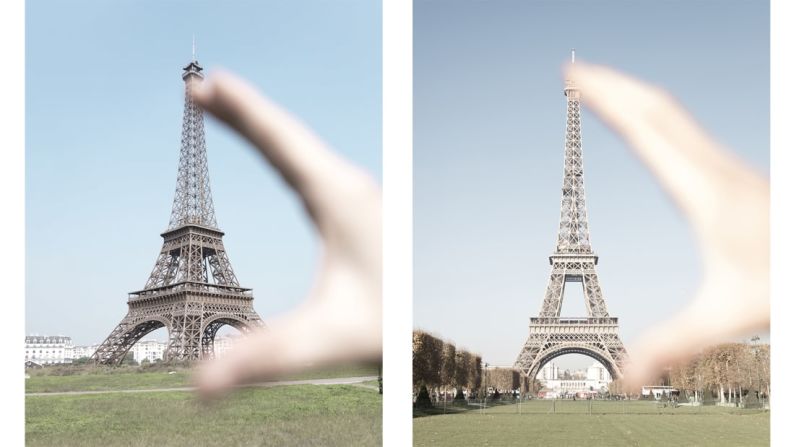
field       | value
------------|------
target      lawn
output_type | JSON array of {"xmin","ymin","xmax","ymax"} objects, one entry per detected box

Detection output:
[
  {"xmin": 414, "ymin": 401, "xmax": 769, "ymax": 447},
  {"xmin": 27, "ymin": 384, "xmax": 382, "ymax": 446},
  {"xmin": 25, "ymin": 363, "xmax": 379, "ymax": 393}
]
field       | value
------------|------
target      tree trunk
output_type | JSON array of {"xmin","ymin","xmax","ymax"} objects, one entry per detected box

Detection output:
[{"xmin": 719, "ymin": 384, "xmax": 725, "ymax": 404}]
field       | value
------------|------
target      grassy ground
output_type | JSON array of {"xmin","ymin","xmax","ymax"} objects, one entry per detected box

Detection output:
[
  {"xmin": 414, "ymin": 400, "xmax": 769, "ymax": 447},
  {"xmin": 27, "ymin": 384, "xmax": 382, "ymax": 446},
  {"xmin": 26, "ymin": 363, "xmax": 379, "ymax": 393}
]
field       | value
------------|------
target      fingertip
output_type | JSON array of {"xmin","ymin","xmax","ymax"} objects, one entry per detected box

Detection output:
[
  {"xmin": 190, "ymin": 76, "xmax": 214, "ymax": 106},
  {"xmin": 190, "ymin": 69, "xmax": 239, "ymax": 107}
]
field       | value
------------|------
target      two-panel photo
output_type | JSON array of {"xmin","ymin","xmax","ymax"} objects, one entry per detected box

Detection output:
[{"xmin": 21, "ymin": 0, "xmax": 773, "ymax": 446}]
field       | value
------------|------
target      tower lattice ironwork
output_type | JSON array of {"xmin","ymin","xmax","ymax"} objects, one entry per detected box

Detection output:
[
  {"xmin": 92, "ymin": 57, "xmax": 264, "ymax": 365},
  {"xmin": 514, "ymin": 50, "xmax": 628, "ymax": 384}
]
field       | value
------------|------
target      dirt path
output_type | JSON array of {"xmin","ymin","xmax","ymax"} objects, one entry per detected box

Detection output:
[{"xmin": 26, "ymin": 375, "xmax": 379, "ymax": 397}]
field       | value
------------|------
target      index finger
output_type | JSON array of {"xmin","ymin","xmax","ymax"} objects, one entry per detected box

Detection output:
[
  {"xmin": 564, "ymin": 63, "xmax": 766, "ymax": 240},
  {"xmin": 190, "ymin": 71, "xmax": 378, "ymax": 239}
]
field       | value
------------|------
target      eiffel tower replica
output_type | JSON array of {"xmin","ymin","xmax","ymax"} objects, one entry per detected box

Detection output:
[
  {"xmin": 515, "ymin": 50, "xmax": 627, "ymax": 385},
  {"xmin": 93, "ymin": 54, "xmax": 264, "ymax": 365}
]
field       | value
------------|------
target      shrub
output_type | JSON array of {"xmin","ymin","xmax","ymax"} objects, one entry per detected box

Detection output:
[{"xmin": 414, "ymin": 386, "xmax": 433, "ymax": 409}]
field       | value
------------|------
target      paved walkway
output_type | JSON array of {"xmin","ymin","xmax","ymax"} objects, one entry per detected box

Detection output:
[{"xmin": 26, "ymin": 375, "xmax": 379, "ymax": 397}]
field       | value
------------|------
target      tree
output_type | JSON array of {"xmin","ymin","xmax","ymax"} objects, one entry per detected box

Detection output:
[
  {"xmin": 440, "ymin": 342, "xmax": 456, "ymax": 398},
  {"xmin": 427, "ymin": 335, "xmax": 444, "ymax": 391},
  {"xmin": 701, "ymin": 344, "xmax": 729, "ymax": 404},
  {"xmin": 455, "ymin": 351, "xmax": 472, "ymax": 397},
  {"xmin": 412, "ymin": 331, "xmax": 443, "ymax": 394},
  {"xmin": 122, "ymin": 352, "xmax": 137, "ymax": 366},
  {"xmin": 754, "ymin": 343, "xmax": 770, "ymax": 398},
  {"xmin": 670, "ymin": 353, "xmax": 701, "ymax": 402},
  {"xmin": 486, "ymin": 368, "xmax": 520, "ymax": 393},
  {"xmin": 695, "ymin": 342, "xmax": 770, "ymax": 405},
  {"xmin": 414, "ymin": 386, "xmax": 433, "ymax": 409},
  {"xmin": 471, "ymin": 355, "xmax": 482, "ymax": 393}
]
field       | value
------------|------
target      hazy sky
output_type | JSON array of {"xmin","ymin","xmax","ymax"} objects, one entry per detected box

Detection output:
[
  {"xmin": 26, "ymin": 0, "xmax": 381, "ymax": 345},
  {"xmin": 414, "ymin": 0, "xmax": 769, "ymax": 369}
]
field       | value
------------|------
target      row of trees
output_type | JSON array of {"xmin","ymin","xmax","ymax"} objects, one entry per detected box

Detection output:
[
  {"xmin": 609, "ymin": 341, "xmax": 770, "ymax": 405},
  {"xmin": 413, "ymin": 330, "xmax": 482, "ymax": 399},
  {"xmin": 668, "ymin": 341, "xmax": 770, "ymax": 405},
  {"xmin": 483, "ymin": 367, "xmax": 528, "ymax": 395}
]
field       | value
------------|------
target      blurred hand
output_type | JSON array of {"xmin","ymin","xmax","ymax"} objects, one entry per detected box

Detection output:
[
  {"xmin": 565, "ymin": 63, "xmax": 769, "ymax": 390},
  {"xmin": 191, "ymin": 71, "xmax": 382, "ymax": 398}
]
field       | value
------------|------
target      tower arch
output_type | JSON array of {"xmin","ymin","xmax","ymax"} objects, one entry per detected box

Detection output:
[
  {"xmin": 199, "ymin": 314, "xmax": 261, "ymax": 359},
  {"xmin": 92, "ymin": 316, "xmax": 171, "ymax": 365},
  {"xmin": 528, "ymin": 346, "xmax": 620, "ymax": 382}
]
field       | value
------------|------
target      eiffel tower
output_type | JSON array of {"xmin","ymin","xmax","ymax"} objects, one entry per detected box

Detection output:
[
  {"xmin": 92, "ymin": 55, "xmax": 264, "ymax": 365},
  {"xmin": 514, "ymin": 50, "xmax": 627, "ymax": 385}
]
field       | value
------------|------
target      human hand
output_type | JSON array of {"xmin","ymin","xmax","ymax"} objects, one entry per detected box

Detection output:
[
  {"xmin": 565, "ymin": 63, "xmax": 769, "ymax": 390},
  {"xmin": 190, "ymin": 71, "xmax": 382, "ymax": 398}
]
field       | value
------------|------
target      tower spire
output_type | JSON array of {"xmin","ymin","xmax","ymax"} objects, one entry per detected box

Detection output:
[
  {"xmin": 557, "ymin": 51, "xmax": 589, "ymax": 254},
  {"xmin": 571, "ymin": 48, "xmax": 575, "ymax": 64},
  {"xmin": 192, "ymin": 35, "xmax": 196, "ymax": 62},
  {"xmin": 170, "ymin": 59, "xmax": 215, "ymax": 229}
]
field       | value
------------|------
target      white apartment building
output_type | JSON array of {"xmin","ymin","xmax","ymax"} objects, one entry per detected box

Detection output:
[
  {"xmin": 25, "ymin": 335, "xmax": 74, "ymax": 365},
  {"xmin": 213, "ymin": 334, "xmax": 240, "ymax": 358},
  {"xmin": 539, "ymin": 362, "xmax": 560, "ymax": 380},
  {"xmin": 131, "ymin": 339, "xmax": 167, "ymax": 363},
  {"xmin": 72, "ymin": 345, "xmax": 99, "ymax": 360},
  {"xmin": 126, "ymin": 333, "xmax": 240, "ymax": 362},
  {"xmin": 586, "ymin": 361, "xmax": 611, "ymax": 382}
]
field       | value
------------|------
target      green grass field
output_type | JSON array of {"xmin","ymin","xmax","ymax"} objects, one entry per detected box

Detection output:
[
  {"xmin": 25, "ymin": 363, "xmax": 379, "ymax": 393},
  {"xmin": 26, "ymin": 366, "xmax": 382, "ymax": 446},
  {"xmin": 414, "ymin": 400, "xmax": 769, "ymax": 447}
]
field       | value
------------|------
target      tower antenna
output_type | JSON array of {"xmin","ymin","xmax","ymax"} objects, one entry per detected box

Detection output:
[
  {"xmin": 192, "ymin": 35, "xmax": 196, "ymax": 62},
  {"xmin": 571, "ymin": 48, "xmax": 575, "ymax": 64}
]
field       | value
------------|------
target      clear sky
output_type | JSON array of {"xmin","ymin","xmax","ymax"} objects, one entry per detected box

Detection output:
[
  {"xmin": 26, "ymin": 0, "xmax": 381, "ymax": 345},
  {"xmin": 414, "ymin": 0, "xmax": 769, "ymax": 369}
]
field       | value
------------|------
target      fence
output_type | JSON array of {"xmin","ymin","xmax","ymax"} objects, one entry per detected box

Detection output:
[{"xmin": 424, "ymin": 396, "xmax": 769, "ymax": 416}]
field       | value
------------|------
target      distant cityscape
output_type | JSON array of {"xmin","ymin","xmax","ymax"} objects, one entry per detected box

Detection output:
[
  {"xmin": 24, "ymin": 334, "xmax": 241, "ymax": 366},
  {"xmin": 535, "ymin": 361, "xmax": 612, "ymax": 398}
]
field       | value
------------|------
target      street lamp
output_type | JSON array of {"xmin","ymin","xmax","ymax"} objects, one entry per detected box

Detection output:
[{"xmin": 482, "ymin": 362, "xmax": 489, "ymax": 413}]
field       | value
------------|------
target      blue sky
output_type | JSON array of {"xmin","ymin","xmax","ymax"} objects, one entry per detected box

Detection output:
[
  {"xmin": 414, "ymin": 0, "xmax": 769, "ymax": 369},
  {"xmin": 26, "ymin": 0, "xmax": 381, "ymax": 345}
]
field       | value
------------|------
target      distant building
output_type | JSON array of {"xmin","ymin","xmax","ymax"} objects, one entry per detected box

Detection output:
[
  {"xmin": 25, "ymin": 335, "xmax": 73, "ymax": 365},
  {"xmin": 586, "ymin": 362, "xmax": 611, "ymax": 382},
  {"xmin": 537, "ymin": 361, "xmax": 612, "ymax": 395},
  {"xmin": 213, "ymin": 334, "xmax": 241, "ymax": 358},
  {"xmin": 641, "ymin": 385, "xmax": 678, "ymax": 399},
  {"xmin": 131, "ymin": 339, "xmax": 167, "ymax": 363},
  {"xmin": 72, "ymin": 345, "xmax": 99, "ymax": 360},
  {"xmin": 540, "ymin": 362, "xmax": 560, "ymax": 380}
]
